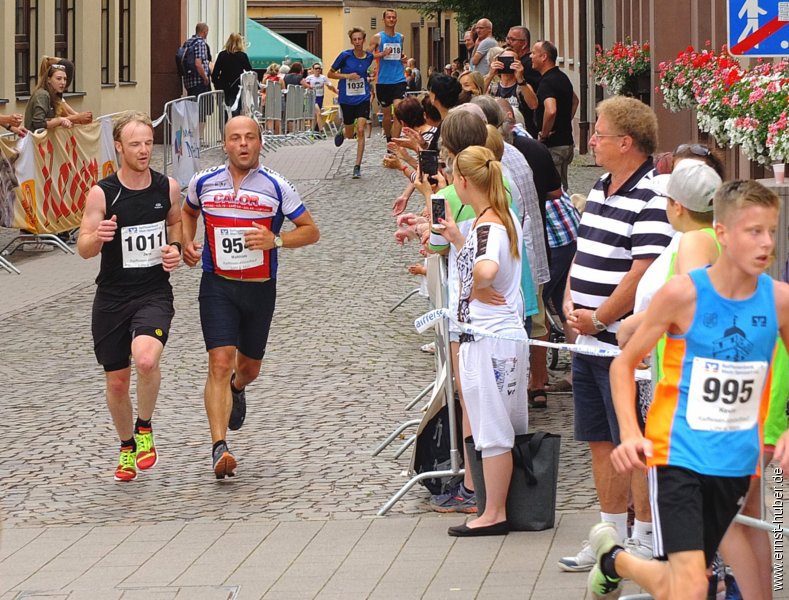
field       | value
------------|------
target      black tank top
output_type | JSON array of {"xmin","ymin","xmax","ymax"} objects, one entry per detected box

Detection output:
[{"xmin": 95, "ymin": 170, "xmax": 172, "ymax": 298}]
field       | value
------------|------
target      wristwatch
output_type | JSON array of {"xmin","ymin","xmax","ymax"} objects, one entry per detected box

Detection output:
[
  {"xmin": 273, "ymin": 235, "xmax": 284, "ymax": 248},
  {"xmin": 591, "ymin": 310, "xmax": 607, "ymax": 332},
  {"xmin": 170, "ymin": 241, "xmax": 182, "ymax": 255}
]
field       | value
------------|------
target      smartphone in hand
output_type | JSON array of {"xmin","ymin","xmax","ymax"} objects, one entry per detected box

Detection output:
[
  {"xmin": 499, "ymin": 55, "xmax": 514, "ymax": 74},
  {"xmin": 431, "ymin": 194, "xmax": 446, "ymax": 230},
  {"xmin": 419, "ymin": 149, "xmax": 439, "ymax": 185}
]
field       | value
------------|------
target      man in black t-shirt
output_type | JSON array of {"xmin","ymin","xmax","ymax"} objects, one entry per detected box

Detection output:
[
  {"xmin": 531, "ymin": 40, "xmax": 579, "ymax": 190},
  {"xmin": 503, "ymin": 26, "xmax": 541, "ymax": 139},
  {"xmin": 77, "ymin": 111, "xmax": 182, "ymax": 482}
]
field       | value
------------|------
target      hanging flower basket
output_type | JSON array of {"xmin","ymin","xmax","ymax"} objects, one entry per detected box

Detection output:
[
  {"xmin": 659, "ymin": 43, "xmax": 789, "ymax": 165},
  {"xmin": 592, "ymin": 38, "xmax": 651, "ymax": 97}
]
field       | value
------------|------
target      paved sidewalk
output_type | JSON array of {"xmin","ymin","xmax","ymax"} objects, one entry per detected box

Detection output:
[{"xmin": 0, "ymin": 132, "xmax": 662, "ymax": 599}]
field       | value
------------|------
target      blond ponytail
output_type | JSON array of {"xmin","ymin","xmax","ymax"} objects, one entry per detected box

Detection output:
[{"xmin": 455, "ymin": 146, "xmax": 520, "ymax": 258}]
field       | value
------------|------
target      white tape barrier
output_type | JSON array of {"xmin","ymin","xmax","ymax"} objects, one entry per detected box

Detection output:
[{"xmin": 415, "ymin": 308, "xmax": 619, "ymax": 357}]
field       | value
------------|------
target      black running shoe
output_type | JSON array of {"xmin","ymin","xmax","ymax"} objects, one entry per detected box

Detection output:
[
  {"xmin": 212, "ymin": 441, "xmax": 237, "ymax": 479},
  {"xmin": 228, "ymin": 374, "xmax": 246, "ymax": 431}
]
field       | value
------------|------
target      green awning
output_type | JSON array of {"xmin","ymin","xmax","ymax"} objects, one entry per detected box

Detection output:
[{"xmin": 246, "ymin": 18, "xmax": 322, "ymax": 69}]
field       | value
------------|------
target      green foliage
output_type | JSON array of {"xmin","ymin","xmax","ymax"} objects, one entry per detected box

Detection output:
[{"xmin": 409, "ymin": 0, "xmax": 522, "ymax": 39}]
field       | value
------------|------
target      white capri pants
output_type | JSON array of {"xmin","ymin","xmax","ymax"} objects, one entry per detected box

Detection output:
[{"xmin": 459, "ymin": 334, "xmax": 529, "ymax": 458}]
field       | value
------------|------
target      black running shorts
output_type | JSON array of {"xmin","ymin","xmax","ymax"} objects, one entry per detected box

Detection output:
[
  {"xmin": 340, "ymin": 101, "xmax": 371, "ymax": 126},
  {"xmin": 198, "ymin": 272, "xmax": 277, "ymax": 360},
  {"xmin": 649, "ymin": 465, "xmax": 750, "ymax": 566},
  {"xmin": 376, "ymin": 82, "xmax": 407, "ymax": 107},
  {"xmin": 92, "ymin": 289, "xmax": 175, "ymax": 372}
]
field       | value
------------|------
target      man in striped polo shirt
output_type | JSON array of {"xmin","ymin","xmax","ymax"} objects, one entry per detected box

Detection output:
[{"xmin": 558, "ymin": 97, "xmax": 675, "ymax": 572}]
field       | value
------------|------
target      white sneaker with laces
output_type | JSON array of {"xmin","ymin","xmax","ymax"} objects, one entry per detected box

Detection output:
[
  {"xmin": 558, "ymin": 539, "xmax": 597, "ymax": 572},
  {"xmin": 623, "ymin": 537, "xmax": 653, "ymax": 561}
]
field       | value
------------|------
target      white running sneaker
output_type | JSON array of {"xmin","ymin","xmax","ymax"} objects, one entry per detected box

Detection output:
[
  {"xmin": 558, "ymin": 539, "xmax": 597, "ymax": 572},
  {"xmin": 623, "ymin": 537, "xmax": 653, "ymax": 561}
]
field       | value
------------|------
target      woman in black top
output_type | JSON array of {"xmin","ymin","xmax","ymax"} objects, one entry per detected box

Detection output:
[
  {"xmin": 211, "ymin": 33, "xmax": 253, "ymax": 115},
  {"xmin": 282, "ymin": 62, "xmax": 308, "ymax": 88}
]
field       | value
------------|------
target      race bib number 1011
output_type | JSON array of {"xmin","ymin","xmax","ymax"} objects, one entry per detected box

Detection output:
[
  {"xmin": 685, "ymin": 357, "xmax": 768, "ymax": 432},
  {"xmin": 121, "ymin": 221, "xmax": 165, "ymax": 268}
]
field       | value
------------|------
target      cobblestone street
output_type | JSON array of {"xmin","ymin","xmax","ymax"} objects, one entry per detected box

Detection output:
[
  {"xmin": 0, "ymin": 137, "xmax": 602, "ymax": 528},
  {"xmin": 0, "ymin": 134, "xmax": 656, "ymax": 599}
]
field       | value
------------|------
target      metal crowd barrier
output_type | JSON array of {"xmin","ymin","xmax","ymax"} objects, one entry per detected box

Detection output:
[
  {"xmin": 0, "ymin": 128, "xmax": 78, "ymax": 274},
  {"xmin": 284, "ymin": 84, "xmax": 308, "ymax": 137},
  {"xmin": 376, "ymin": 255, "xmax": 463, "ymax": 515},
  {"xmin": 197, "ymin": 90, "xmax": 226, "ymax": 152}
]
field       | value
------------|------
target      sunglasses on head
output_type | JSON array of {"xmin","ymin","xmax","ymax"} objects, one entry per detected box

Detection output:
[{"xmin": 675, "ymin": 143, "xmax": 710, "ymax": 157}]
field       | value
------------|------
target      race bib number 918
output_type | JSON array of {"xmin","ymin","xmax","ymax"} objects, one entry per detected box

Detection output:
[
  {"xmin": 383, "ymin": 43, "xmax": 402, "ymax": 60},
  {"xmin": 685, "ymin": 357, "xmax": 768, "ymax": 432}
]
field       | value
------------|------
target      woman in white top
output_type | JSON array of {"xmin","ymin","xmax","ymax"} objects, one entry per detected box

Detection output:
[{"xmin": 441, "ymin": 145, "xmax": 528, "ymax": 537}]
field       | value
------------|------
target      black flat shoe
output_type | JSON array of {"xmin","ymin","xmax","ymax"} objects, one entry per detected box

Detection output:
[{"xmin": 447, "ymin": 521, "xmax": 509, "ymax": 537}]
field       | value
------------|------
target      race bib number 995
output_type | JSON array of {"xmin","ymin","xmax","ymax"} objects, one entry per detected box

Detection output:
[
  {"xmin": 685, "ymin": 357, "xmax": 768, "ymax": 432},
  {"xmin": 121, "ymin": 221, "xmax": 165, "ymax": 268}
]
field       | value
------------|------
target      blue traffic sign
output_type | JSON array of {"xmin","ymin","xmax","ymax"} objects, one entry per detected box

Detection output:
[{"xmin": 728, "ymin": 0, "xmax": 789, "ymax": 56}]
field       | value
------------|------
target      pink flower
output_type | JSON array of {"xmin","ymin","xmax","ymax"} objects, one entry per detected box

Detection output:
[{"xmin": 748, "ymin": 88, "xmax": 766, "ymax": 103}]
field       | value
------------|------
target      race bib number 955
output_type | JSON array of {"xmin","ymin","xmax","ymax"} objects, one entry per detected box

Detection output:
[
  {"xmin": 121, "ymin": 221, "xmax": 165, "ymax": 268},
  {"xmin": 214, "ymin": 227, "xmax": 264, "ymax": 271},
  {"xmin": 685, "ymin": 357, "xmax": 768, "ymax": 432}
]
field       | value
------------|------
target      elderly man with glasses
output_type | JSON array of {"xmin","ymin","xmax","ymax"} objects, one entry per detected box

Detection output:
[
  {"xmin": 469, "ymin": 18, "xmax": 498, "ymax": 76},
  {"xmin": 558, "ymin": 96, "xmax": 675, "ymax": 573}
]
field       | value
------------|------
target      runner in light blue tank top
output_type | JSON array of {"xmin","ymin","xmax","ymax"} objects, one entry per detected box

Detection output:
[
  {"xmin": 368, "ymin": 9, "xmax": 408, "ymax": 141},
  {"xmin": 592, "ymin": 179, "xmax": 789, "ymax": 600}
]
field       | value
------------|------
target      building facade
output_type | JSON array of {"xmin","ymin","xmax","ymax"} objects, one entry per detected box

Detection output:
[
  {"xmin": 247, "ymin": 0, "xmax": 460, "ymax": 93},
  {"xmin": 150, "ymin": 0, "xmax": 246, "ymax": 136},
  {"xmin": 1, "ymin": 0, "xmax": 151, "ymax": 121},
  {"xmin": 533, "ymin": 0, "xmax": 764, "ymax": 178}
]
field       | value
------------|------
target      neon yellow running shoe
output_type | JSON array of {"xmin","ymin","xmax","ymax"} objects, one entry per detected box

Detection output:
[
  {"xmin": 114, "ymin": 447, "xmax": 137, "ymax": 481},
  {"xmin": 134, "ymin": 428, "xmax": 158, "ymax": 470}
]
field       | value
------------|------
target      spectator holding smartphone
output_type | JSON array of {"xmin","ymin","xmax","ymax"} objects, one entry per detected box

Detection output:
[
  {"xmin": 488, "ymin": 50, "xmax": 521, "ymax": 109},
  {"xmin": 439, "ymin": 145, "xmax": 528, "ymax": 537}
]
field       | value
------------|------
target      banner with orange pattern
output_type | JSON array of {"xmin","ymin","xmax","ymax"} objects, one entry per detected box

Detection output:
[{"xmin": 0, "ymin": 120, "xmax": 116, "ymax": 233}]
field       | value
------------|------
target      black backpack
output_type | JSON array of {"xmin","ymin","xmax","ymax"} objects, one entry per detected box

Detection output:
[
  {"xmin": 413, "ymin": 398, "xmax": 464, "ymax": 495},
  {"xmin": 176, "ymin": 37, "xmax": 198, "ymax": 78}
]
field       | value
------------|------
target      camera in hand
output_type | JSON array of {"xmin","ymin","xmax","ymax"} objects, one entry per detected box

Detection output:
[
  {"xmin": 499, "ymin": 55, "xmax": 514, "ymax": 74},
  {"xmin": 431, "ymin": 194, "xmax": 446, "ymax": 230},
  {"xmin": 419, "ymin": 149, "xmax": 439, "ymax": 184}
]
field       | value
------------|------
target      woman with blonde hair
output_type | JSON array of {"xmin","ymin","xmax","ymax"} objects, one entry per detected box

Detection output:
[
  {"xmin": 24, "ymin": 63, "xmax": 72, "ymax": 131},
  {"xmin": 211, "ymin": 33, "xmax": 253, "ymax": 115},
  {"xmin": 440, "ymin": 145, "xmax": 528, "ymax": 537},
  {"xmin": 458, "ymin": 70, "xmax": 485, "ymax": 100},
  {"xmin": 25, "ymin": 56, "xmax": 92, "ymax": 130}
]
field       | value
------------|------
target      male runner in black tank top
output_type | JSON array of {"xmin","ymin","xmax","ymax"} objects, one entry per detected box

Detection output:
[{"xmin": 77, "ymin": 111, "xmax": 182, "ymax": 482}]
